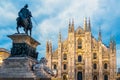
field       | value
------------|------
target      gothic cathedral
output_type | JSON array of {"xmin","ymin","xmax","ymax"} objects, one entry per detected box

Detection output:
[{"xmin": 46, "ymin": 18, "xmax": 116, "ymax": 80}]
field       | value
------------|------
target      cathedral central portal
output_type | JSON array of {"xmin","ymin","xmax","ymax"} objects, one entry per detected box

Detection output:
[{"xmin": 77, "ymin": 72, "xmax": 82, "ymax": 80}]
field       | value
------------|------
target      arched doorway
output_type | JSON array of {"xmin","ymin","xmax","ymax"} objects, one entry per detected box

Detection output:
[
  {"xmin": 77, "ymin": 72, "xmax": 82, "ymax": 80},
  {"xmin": 93, "ymin": 75, "xmax": 97, "ymax": 80},
  {"xmin": 63, "ymin": 75, "xmax": 67, "ymax": 80},
  {"xmin": 104, "ymin": 75, "xmax": 108, "ymax": 80}
]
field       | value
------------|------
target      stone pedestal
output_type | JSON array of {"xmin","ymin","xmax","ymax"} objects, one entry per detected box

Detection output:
[
  {"xmin": 0, "ymin": 34, "xmax": 40, "ymax": 80},
  {"xmin": 0, "ymin": 57, "xmax": 36, "ymax": 79},
  {"xmin": 8, "ymin": 33, "xmax": 40, "ymax": 59}
]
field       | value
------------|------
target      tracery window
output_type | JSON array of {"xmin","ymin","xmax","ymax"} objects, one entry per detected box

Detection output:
[
  {"xmin": 78, "ymin": 38, "xmax": 82, "ymax": 49},
  {"xmin": 63, "ymin": 54, "xmax": 67, "ymax": 60},
  {"xmin": 93, "ymin": 53, "xmax": 97, "ymax": 59}
]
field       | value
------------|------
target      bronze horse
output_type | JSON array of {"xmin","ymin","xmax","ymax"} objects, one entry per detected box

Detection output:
[{"xmin": 16, "ymin": 17, "xmax": 32, "ymax": 36}]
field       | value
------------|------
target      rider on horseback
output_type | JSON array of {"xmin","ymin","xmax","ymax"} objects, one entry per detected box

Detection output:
[
  {"xmin": 16, "ymin": 4, "xmax": 32, "ymax": 36},
  {"xmin": 18, "ymin": 4, "xmax": 32, "ymax": 27}
]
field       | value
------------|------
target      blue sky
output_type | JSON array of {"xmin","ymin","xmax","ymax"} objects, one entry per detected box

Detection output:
[{"xmin": 0, "ymin": 0, "xmax": 120, "ymax": 68}]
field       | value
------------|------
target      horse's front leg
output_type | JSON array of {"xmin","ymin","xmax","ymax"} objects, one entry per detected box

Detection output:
[
  {"xmin": 16, "ymin": 26, "xmax": 20, "ymax": 34},
  {"xmin": 26, "ymin": 30, "xmax": 28, "ymax": 35},
  {"xmin": 30, "ymin": 28, "xmax": 32, "ymax": 36},
  {"xmin": 25, "ymin": 28, "xmax": 28, "ymax": 35}
]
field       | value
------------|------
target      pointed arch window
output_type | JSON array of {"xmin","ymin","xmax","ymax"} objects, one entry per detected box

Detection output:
[
  {"xmin": 93, "ymin": 53, "xmax": 97, "ymax": 59},
  {"xmin": 54, "ymin": 64, "xmax": 57, "ymax": 70},
  {"xmin": 78, "ymin": 38, "xmax": 82, "ymax": 49},
  {"xmin": 93, "ymin": 63, "xmax": 97, "ymax": 69},
  {"xmin": 63, "ymin": 54, "xmax": 67, "ymax": 60},
  {"xmin": 104, "ymin": 63, "xmax": 107, "ymax": 69},
  {"xmin": 78, "ymin": 55, "xmax": 82, "ymax": 62},
  {"xmin": 63, "ymin": 64, "xmax": 67, "ymax": 70},
  {"xmin": 93, "ymin": 75, "xmax": 97, "ymax": 80}
]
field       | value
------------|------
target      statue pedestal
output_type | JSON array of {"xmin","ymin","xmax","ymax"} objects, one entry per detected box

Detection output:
[
  {"xmin": 8, "ymin": 33, "xmax": 40, "ymax": 59},
  {"xmin": 0, "ymin": 57, "xmax": 36, "ymax": 79},
  {"xmin": 0, "ymin": 34, "xmax": 40, "ymax": 79}
]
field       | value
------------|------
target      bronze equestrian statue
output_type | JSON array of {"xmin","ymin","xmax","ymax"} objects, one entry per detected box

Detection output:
[{"xmin": 16, "ymin": 4, "xmax": 32, "ymax": 36}]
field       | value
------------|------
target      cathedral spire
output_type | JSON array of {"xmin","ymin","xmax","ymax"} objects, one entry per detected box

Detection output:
[
  {"xmin": 58, "ymin": 31, "xmax": 62, "ymax": 42},
  {"xmin": 110, "ymin": 35, "xmax": 113, "ymax": 43},
  {"xmin": 88, "ymin": 17, "xmax": 91, "ymax": 32},
  {"xmin": 49, "ymin": 40, "xmax": 52, "ymax": 52},
  {"xmin": 72, "ymin": 18, "xmax": 74, "ymax": 26},
  {"xmin": 110, "ymin": 35, "xmax": 114, "ymax": 50},
  {"xmin": 113, "ymin": 37, "xmax": 116, "ymax": 50},
  {"xmin": 98, "ymin": 27, "xmax": 102, "ymax": 41},
  {"xmin": 46, "ymin": 40, "xmax": 49, "ymax": 53},
  {"xmin": 69, "ymin": 19, "xmax": 71, "ymax": 27},
  {"xmin": 71, "ymin": 18, "xmax": 74, "ymax": 32},
  {"xmin": 68, "ymin": 19, "xmax": 74, "ymax": 33},
  {"xmin": 84, "ymin": 17, "xmax": 87, "ymax": 31},
  {"xmin": 68, "ymin": 19, "xmax": 71, "ymax": 33},
  {"xmin": 110, "ymin": 35, "xmax": 116, "ymax": 50}
]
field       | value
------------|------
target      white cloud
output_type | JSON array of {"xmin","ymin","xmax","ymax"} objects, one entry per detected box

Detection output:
[
  {"xmin": 30, "ymin": 0, "xmax": 120, "ymax": 49},
  {"xmin": 32, "ymin": 0, "xmax": 100, "ymax": 48},
  {"xmin": 32, "ymin": 0, "xmax": 64, "ymax": 17},
  {"xmin": 34, "ymin": 0, "xmax": 100, "ymax": 38},
  {"xmin": 0, "ymin": 1, "xmax": 17, "ymax": 26}
]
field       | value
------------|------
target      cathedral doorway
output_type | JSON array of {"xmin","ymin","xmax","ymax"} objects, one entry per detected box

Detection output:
[
  {"xmin": 93, "ymin": 75, "xmax": 97, "ymax": 80},
  {"xmin": 77, "ymin": 71, "xmax": 82, "ymax": 80},
  {"xmin": 63, "ymin": 75, "xmax": 67, "ymax": 80},
  {"xmin": 104, "ymin": 75, "xmax": 108, "ymax": 80}
]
